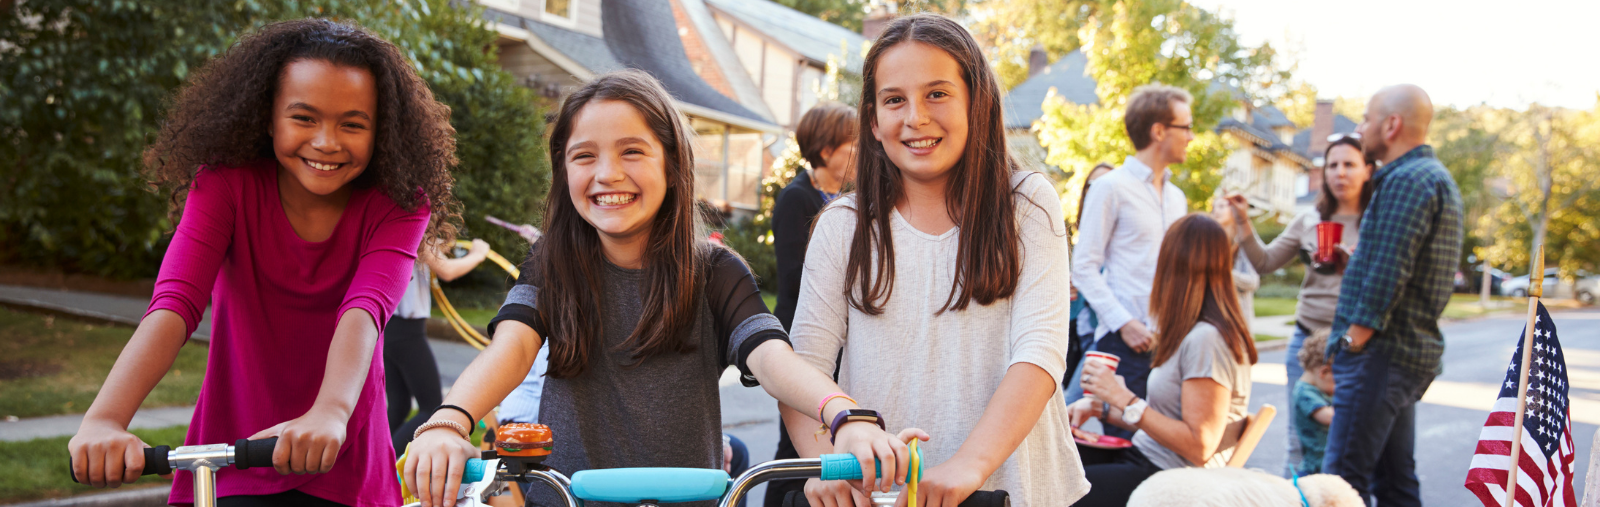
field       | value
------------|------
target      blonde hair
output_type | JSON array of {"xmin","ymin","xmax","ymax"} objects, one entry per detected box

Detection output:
[{"xmin": 1299, "ymin": 329, "xmax": 1332, "ymax": 372}]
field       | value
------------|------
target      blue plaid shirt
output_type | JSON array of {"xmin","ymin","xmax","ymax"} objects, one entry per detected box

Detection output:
[{"xmin": 1328, "ymin": 145, "xmax": 1463, "ymax": 378}]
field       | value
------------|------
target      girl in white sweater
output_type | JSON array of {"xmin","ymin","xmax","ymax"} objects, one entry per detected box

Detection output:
[{"xmin": 785, "ymin": 13, "xmax": 1090, "ymax": 507}]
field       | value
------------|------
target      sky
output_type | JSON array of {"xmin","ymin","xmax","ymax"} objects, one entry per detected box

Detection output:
[{"xmin": 1186, "ymin": 0, "xmax": 1600, "ymax": 110}]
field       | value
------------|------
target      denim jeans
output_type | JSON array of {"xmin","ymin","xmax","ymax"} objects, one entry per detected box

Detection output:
[
  {"xmin": 1062, "ymin": 330, "xmax": 1152, "ymax": 440},
  {"xmin": 1283, "ymin": 325, "xmax": 1309, "ymax": 477},
  {"xmin": 1322, "ymin": 341, "xmax": 1433, "ymax": 507}
]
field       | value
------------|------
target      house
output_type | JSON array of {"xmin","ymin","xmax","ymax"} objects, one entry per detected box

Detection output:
[
  {"xmin": 478, "ymin": 0, "xmax": 782, "ymax": 216},
  {"xmin": 1002, "ymin": 49, "xmax": 1322, "ymax": 218},
  {"xmin": 475, "ymin": 0, "xmax": 870, "ymax": 218}
]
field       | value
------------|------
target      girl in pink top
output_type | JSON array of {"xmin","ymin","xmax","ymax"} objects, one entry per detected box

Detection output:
[{"xmin": 68, "ymin": 19, "xmax": 462, "ymax": 507}]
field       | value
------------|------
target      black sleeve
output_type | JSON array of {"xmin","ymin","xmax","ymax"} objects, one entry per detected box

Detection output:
[
  {"xmin": 487, "ymin": 241, "xmax": 548, "ymax": 338},
  {"xmin": 770, "ymin": 185, "xmax": 819, "ymax": 331},
  {"xmin": 704, "ymin": 246, "xmax": 790, "ymax": 387}
]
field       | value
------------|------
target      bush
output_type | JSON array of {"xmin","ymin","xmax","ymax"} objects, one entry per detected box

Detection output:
[{"xmin": 1, "ymin": 0, "xmax": 548, "ymax": 279}]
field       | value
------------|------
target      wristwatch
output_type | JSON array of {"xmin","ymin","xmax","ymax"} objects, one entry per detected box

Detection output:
[
  {"xmin": 1121, "ymin": 397, "xmax": 1148, "ymax": 426},
  {"xmin": 1342, "ymin": 334, "xmax": 1365, "ymax": 353}
]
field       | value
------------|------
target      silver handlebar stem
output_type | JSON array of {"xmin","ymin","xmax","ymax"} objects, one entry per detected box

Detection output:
[
  {"xmin": 717, "ymin": 459, "xmax": 825, "ymax": 507},
  {"xmin": 521, "ymin": 468, "xmax": 583, "ymax": 507}
]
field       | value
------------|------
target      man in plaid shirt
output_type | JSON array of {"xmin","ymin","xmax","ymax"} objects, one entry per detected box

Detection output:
[{"xmin": 1323, "ymin": 84, "xmax": 1463, "ymax": 506}]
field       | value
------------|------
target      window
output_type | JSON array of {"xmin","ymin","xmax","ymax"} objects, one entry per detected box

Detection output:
[
  {"xmin": 544, "ymin": 0, "xmax": 572, "ymax": 17},
  {"xmin": 690, "ymin": 118, "xmax": 766, "ymax": 211}
]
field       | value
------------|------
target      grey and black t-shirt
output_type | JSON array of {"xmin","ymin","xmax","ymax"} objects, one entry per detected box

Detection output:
[{"xmin": 488, "ymin": 245, "xmax": 786, "ymax": 507}]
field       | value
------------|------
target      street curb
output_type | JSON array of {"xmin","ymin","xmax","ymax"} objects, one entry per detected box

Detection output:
[
  {"xmin": 3, "ymin": 487, "xmax": 166, "ymax": 507},
  {"xmin": 1256, "ymin": 338, "xmax": 1288, "ymax": 352}
]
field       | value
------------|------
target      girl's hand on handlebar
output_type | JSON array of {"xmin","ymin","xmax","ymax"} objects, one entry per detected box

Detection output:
[
  {"xmin": 805, "ymin": 477, "xmax": 873, "ymax": 507},
  {"xmin": 900, "ymin": 459, "xmax": 984, "ymax": 507},
  {"xmin": 403, "ymin": 425, "xmax": 480, "ymax": 507},
  {"xmin": 833, "ymin": 424, "xmax": 927, "ymax": 493},
  {"xmin": 248, "ymin": 407, "xmax": 347, "ymax": 475},
  {"xmin": 67, "ymin": 420, "xmax": 148, "ymax": 488}
]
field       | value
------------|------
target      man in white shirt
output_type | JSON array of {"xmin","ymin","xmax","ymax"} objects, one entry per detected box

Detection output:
[{"xmin": 1067, "ymin": 85, "xmax": 1194, "ymax": 438}]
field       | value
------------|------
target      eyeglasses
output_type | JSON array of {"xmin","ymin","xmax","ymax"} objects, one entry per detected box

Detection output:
[
  {"xmin": 1327, "ymin": 132, "xmax": 1361, "ymax": 142},
  {"xmin": 1164, "ymin": 123, "xmax": 1193, "ymax": 131}
]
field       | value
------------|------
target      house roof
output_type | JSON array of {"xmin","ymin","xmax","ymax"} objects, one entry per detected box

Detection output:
[
  {"xmin": 704, "ymin": 0, "xmax": 868, "ymax": 74},
  {"xmin": 483, "ymin": 1, "xmax": 776, "ymax": 131},
  {"xmin": 1002, "ymin": 50, "xmax": 1099, "ymax": 130},
  {"xmin": 1292, "ymin": 114, "xmax": 1359, "ymax": 159},
  {"xmin": 1251, "ymin": 104, "xmax": 1294, "ymax": 129}
]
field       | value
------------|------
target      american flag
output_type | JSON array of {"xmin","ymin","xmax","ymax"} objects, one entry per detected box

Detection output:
[{"xmin": 1465, "ymin": 302, "xmax": 1576, "ymax": 507}]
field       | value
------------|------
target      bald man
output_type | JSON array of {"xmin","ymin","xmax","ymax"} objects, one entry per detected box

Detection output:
[{"xmin": 1322, "ymin": 84, "xmax": 1463, "ymax": 506}]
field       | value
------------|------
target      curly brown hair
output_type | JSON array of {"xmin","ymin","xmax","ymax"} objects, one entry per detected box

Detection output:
[{"xmin": 143, "ymin": 18, "xmax": 460, "ymax": 247}]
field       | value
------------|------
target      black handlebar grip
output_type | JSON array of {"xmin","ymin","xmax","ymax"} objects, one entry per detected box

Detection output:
[
  {"xmin": 141, "ymin": 445, "xmax": 173, "ymax": 476},
  {"xmin": 67, "ymin": 444, "xmax": 173, "ymax": 483},
  {"xmin": 234, "ymin": 437, "xmax": 278, "ymax": 470},
  {"xmin": 782, "ymin": 490, "xmax": 1009, "ymax": 507}
]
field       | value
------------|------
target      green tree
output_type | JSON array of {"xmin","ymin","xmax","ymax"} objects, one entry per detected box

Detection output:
[
  {"xmin": 1, "ymin": 0, "xmax": 548, "ymax": 278},
  {"xmin": 1024, "ymin": 0, "xmax": 1288, "ymax": 227},
  {"xmin": 1472, "ymin": 103, "xmax": 1600, "ymax": 278},
  {"xmin": 774, "ymin": 0, "xmax": 867, "ymax": 32}
]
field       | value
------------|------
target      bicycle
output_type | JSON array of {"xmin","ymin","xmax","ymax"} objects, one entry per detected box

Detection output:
[
  {"xmin": 69, "ymin": 437, "xmax": 280, "ymax": 507},
  {"xmin": 401, "ymin": 423, "xmax": 1009, "ymax": 507}
]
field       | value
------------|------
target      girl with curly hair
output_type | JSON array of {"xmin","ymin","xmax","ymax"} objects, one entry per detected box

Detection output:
[
  {"xmin": 403, "ymin": 70, "xmax": 920, "ymax": 507},
  {"xmin": 68, "ymin": 19, "xmax": 460, "ymax": 507}
]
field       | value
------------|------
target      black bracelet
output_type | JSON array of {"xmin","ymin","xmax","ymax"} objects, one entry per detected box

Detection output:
[
  {"xmin": 434, "ymin": 404, "xmax": 476, "ymax": 425},
  {"xmin": 828, "ymin": 409, "xmax": 887, "ymax": 444}
]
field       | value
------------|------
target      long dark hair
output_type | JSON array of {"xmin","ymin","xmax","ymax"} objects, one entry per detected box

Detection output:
[
  {"xmin": 1149, "ymin": 214, "xmax": 1257, "ymax": 368},
  {"xmin": 1315, "ymin": 136, "xmax": 1374, "ymax": 221},
  {"xmin": 535, "ymin": 70, "xmax": 706, "ymax": 378},
  {"xmin": 144, "ymin": 18, "xmax": 460, "ymax": 247},
  {"xmin": 842, "ymin": 13, "xmax": 1025, "ymax": 315},
  {"xmin": 1072, "ymin": 162, "xmax": 1116, "ymax": 237}
]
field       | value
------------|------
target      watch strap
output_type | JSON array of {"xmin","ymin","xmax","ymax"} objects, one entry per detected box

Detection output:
[{"xmin": 828, "ymin": 409, "xmax": 886, "ymax": 444}]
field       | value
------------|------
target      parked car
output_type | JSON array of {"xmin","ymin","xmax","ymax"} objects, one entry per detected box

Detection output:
[
  {"xmin": 1504, "ymin": 268, "xmax": 1560, "ymax": 298},
  {"xmin": 1577, "ymin": 275, "xmax": 1599, "ymax": 305},
  {"xmin": 1458, "ymin": 266, "xmax": 1510, "ymax": 295}
]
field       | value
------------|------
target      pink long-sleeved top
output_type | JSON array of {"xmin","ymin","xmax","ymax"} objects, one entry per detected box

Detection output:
[{"xmin": 146, "ymin": 162, "xmax": 426, "ymax": 506}]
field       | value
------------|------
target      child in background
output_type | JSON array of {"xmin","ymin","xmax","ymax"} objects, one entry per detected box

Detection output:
[
  {"xmin": 1294, "ymin": 330, "xmax": 1336, "ymax": 476},
  {"xmin": 68, "ymin": 19, "xmax": 460, "ymax": 507}
]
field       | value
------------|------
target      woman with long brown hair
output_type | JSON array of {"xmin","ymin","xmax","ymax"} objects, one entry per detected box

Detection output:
[
  {"xmin": 786, "ymin": 13, "xmax": 1088, "ymax": 507},
  {"xmin": 1224, "ymin": 134, "xmax": 1371, "ymax": 475},
  {"xmin": 1068, "ymin": 214, "xmax": 1258, "ymax": 506},
  {"xmin": 403, "ymin": 71, "xmax": 918, "ymax": 507}
]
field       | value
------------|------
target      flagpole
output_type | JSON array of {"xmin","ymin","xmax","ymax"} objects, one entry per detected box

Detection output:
[{"xmin": 1503, "ymin": 243, "xmax": 1544, "ymax": 507}]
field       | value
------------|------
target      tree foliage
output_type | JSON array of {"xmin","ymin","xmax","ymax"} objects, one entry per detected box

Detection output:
[
  {"xmin": 1, "ymin": 0, "xmax": 548, "ymax": 278},
  {"xmin": 1459, "ymin": 103, "xmax": 1600, "ymax": 277},
  {"xmin": 1012, "ymin": 0, "xmax": 1289, "ymax": 228}
]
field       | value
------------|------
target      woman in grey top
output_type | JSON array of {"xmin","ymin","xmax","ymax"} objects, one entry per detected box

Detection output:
[
  {"xmin": 1225, "ymin": 134, "xmax": 1372, "ymax": 475},
  {"xmin": 1066, "ymin": 214, "xmax": 1258, "ymax": 506},
  {"xmin": 403, "ymin": 72, "xmax": 918, "ymax": 507}
]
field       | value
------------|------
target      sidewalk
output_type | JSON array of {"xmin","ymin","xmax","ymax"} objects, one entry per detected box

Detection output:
[{"xmin": 0, "ymin": 284, "xmax": 482, "ymax": 443}]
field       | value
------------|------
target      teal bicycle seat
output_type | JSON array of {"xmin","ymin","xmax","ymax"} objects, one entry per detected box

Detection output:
[{"xmin": 570, "ymin": 468, "xmax": 730, "ymax": 503}]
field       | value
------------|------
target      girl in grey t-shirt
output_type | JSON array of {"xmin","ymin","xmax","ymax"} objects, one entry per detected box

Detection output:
[{"xmin": 1068, "ymin": 213, "xmax": 1258, "ymax": 506}]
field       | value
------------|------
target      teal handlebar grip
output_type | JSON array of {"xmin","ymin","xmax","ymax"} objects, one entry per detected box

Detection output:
[
  {"xmin": 462, "ymin": 458, "xmax": 489, "ymax": 483},
  {"xmin": 818, "ymin": 454, "xmax": 880, "ymax": 481}
]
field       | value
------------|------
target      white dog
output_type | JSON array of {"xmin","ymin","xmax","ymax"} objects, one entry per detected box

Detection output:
[{"xmin": 1126, "ymin": 467, "xmax": 1364, "ymax": 507}]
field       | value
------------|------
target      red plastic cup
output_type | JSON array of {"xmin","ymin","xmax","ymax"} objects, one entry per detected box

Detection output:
[
  {"xmin": 1316, "ymin": 222, "xmax": 1344, "ymax": 264},
  {"xmin": 1082, "ymin": 351, "xmax": 1122, "ymax": 402}
]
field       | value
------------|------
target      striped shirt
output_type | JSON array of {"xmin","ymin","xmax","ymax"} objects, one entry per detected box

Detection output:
[
  {"xmin": 1072, "ymin": 156, "xmax": 1189, "ymax": 340},
  {"xmin": 1328, "ymin": 145, "xmax": 1463, "ymax": 378}
]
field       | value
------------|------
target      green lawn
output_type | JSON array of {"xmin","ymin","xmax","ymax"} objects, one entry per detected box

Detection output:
[
  {"xmin": 1442, "ymin": 294, "xmax": 1521, "ymax": 320},
  {"xmin": 1254, "ymin": 297, "xmax": 1297, "ymax": 318},
  {"xmin": 0, "ymin": 308, "xmax": 207, "ymax": 418},
  {"xmin": 761, "ymin": 292, "xmax": 778, "ymax": 313},
  {"xmin": 431, "ymin": 305, "xmax": 497, "ymax": 331},
  {"xmin": 0, "ymin": 424, "xmax": 188, "ymax": 503}
]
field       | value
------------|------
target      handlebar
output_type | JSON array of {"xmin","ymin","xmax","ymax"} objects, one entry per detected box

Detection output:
[
  {"xmin": 780, "ymin": 490, "xmax": 1010, "ymax": 507},
  {"xmin": 69, "ymin": 437, "xmax": 279, "ymax": 482}
]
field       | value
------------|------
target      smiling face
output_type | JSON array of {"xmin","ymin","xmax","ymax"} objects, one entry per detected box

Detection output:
[
  {"xmin": 870, "ymin": 41, "xmax": 969, "ymax": 185},
  {"xmin": 563, "ymin": 100, "xmax": 670, "ymax": 248},
  {"xmin": 1324, "ymin": 143, "xmax": 1371, "ymax": 208},
  {"xmin": 270, "ymin": 59, "xmax": 377, "ymax": 199}
]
